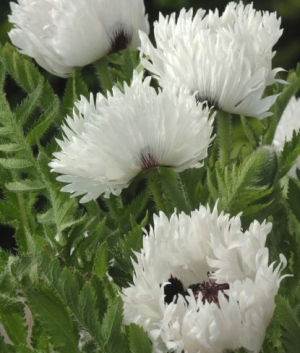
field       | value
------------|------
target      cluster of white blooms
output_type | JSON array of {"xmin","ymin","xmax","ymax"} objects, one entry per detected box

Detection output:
[
  {"xmin": 273, "ymin": 96, "xmax": 300, "ymax": 178},
  {"xmin": 122, "ymin": 205, "xmax": 288, "ymax": 353},
  {"xmin": 139, "ymin": 2, "xmax": 282, "ymax": 118},
  {"xmin": 8, "ymin": 1, "xmax": 290, "ymax": 352},
  {"xmin": 9, "ymin": 0, "xmax": 149, "ymax": 77}
]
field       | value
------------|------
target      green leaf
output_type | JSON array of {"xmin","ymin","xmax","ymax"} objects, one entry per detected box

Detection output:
[
  {"xmin": 0, "ymin": 61, "xmax": 5, "ymax": 89},
  {"xmin": 93, "ymin": 241, "xmax": 109, "ymax": 279},
  {"xmin": 6, "ymin": 180, "xmax": 46, "ymax": 193},
  {"xmin": 62, "ymin": 68, "xmax": 89, "ymax": 114},
  {"xmin": 78, "ymin": 282, "xmax": 103, "ymax": 340},
  {"xmin": 0, "ymin": 127, "xmax": 14, "ymax": 136},
  {"xmin": 0, "ymin": 43, "xmax": 58, "ymax": 111},
  {"xmin": 14, "ymin": 81, "xmax": 43, "ymax": 125},
  {"xmin": 288, "ymin": 179, "xmax": 300, "ymax": 221},
  {"xmin": 101, "ymin": 297, "xmax": 125, "ymax": 353},
  {"xmin": 279, "ymin": 130, "xmax": 300, "ymax": 178},
  {"xmin": 26, "ymin": 287, "xmax": 80, "ymax": 353},
  {"xmin": 0, "ymin": 294, "xmax": 24, "ymax": 315},
  {"xmin": 25, "ymin": 98, "xmax": 60, "ymax": 145},
  {"xmin": 0, "ymin": 158, "xmax": 32, "ymax": 170},
  {"xmin": 274, "ymin": 296, "xmax": 300, "ymax": 353},
  {"xmin": 36, "ymin": 253, "xmax": 106, "ymax": 350},
  {"xmin": 0, "ymin": 313, "xmax": 27, "ymax": 346},
  {"xmin": 0, "ymin": 144, "xmax": 24, "ymax": 152},
  {"xmin": 127, "ymin": 323, "xmax": 152, "ymax": 353}
]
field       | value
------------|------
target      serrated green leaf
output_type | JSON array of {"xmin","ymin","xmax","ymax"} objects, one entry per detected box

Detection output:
[
  {"xmin": 15, "ymin": 81, "xmax": 43, "ymax": 125},
  {"xmin": 279, "ymin": 130, "xmax": 300, "ymax": 178},
  {"xmin": 78, "ymin": 282, "xmax": 103, "ymax": 339},
  {"xmin": 287, "ymin": 179, "xmax": 300, "ymax": 221},
  {"xmin": 274, "ymin": 296, "xmax": 300, "ymax": 353},
  {"xmin": 0, "ymin": 158, "xmax": 32, "ymax": 170},
  {"xmin": 0, "ymin": 294, "xmax": 24, "ymax": 315},
  {"xmin": 127, "ymin": 323, "xmax": 152, "ymax": 353},
  {"xmin": 62, "ymin": 68, "xmax": 89, "ymax": 113},
  {"xmin": 6, "ymin": 180, "xmax": 46, "ymax": 193},
  {"xmin": 1, "ymin": 43, "xmax": 58, "ymax": 111},
  {"xmin": 0, "ymin": 61, "xmax": 5, "ymax": 89},
  {"xmin": 26, "ymin": 98, "xmax": 60, "ymax": 145},
  {"xmin": 93, "ymin": 241, "xmax": 108, "ymax": 279},
  {"xmin": 101, "ymin": 297, "xmax": 124, "ymax": 352},
  {"xmin": 0, "ymin": 313, "xmax": 27, "ymax": 346},
  {"xmin": 0, "ymin": 143, "xmax": 24, "ymax": 152},
  {"xmin": 36, "ymin": 254, "xmax": 106, "ymax": 351},
  {"xmin": 0, "ymin": 127, "xmax": 14, "ymax": 136},
  {"xmin": 26, "ymin": 288, "xmax": 80, "ymax": 353}
]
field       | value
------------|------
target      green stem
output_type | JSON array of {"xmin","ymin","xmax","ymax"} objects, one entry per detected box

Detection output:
[
  {"xmin": 123, "ymin": 48, "xmax": 134, "ymax": 81},
  {"xmin": 158, "ymin": 168, "xmax": 191, "ymax": 214},
  {"xmin": 217, "ymin": 111, "xmax": 232, "ymax": 168},
  {"xmin": 145, "ymin": 168, "xmax": 168, "ymax": 214},
  {"xmin": 12, "ymin": 172, "xmax": 31, "ymax": 252},
  {"xmin": 94, "ymin": 57, "xmax": 113, "ymax": 94}
]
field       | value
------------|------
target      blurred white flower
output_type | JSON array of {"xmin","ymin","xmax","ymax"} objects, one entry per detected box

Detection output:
[
  {"xmin": 139, "ymin": 2, "xmax": 283, "ymax": 119},
  {"xmin": 8, "ymin": 0, "xmax": 149, "ymax": 77},
  {"xmin": 49, "ymin": 72, "xmax": 214, "ymax": 202},
  {"xmin": 273, "ymin": 96, "xmax": 300, "ymax": 178},
  {"xmin": 122, "ymin": 204, "xmax": 288, "ymax": 353}
]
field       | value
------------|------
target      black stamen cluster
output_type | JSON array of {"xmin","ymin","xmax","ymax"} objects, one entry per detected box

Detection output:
[{"xmin": 163, "ymin": 275, "xmax": 229, "ymax": 307}]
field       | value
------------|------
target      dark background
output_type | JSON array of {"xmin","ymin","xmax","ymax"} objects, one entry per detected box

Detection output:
[{"xmin": 0, "ymin": 0, "xmax": 300, "ymax": 252}]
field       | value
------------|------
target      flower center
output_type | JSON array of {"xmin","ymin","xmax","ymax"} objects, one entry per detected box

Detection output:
[
  {"xmin": 189, "ymin": 281, "xmax": 229, "ymax": 307},
  {"xmin": 195, "ymin": 93, "xmax": 220, "ymax": 110},
  {"xmin": 163, "ymin": 276, "xmax": 229, "ymax": 307},
  {"xmin": 109, "ymin": 27, "xmax": 132, "ymax": 53},
  {"xmin": 141, "ymin": 152, "xmax": 160, "ymax": 170}
]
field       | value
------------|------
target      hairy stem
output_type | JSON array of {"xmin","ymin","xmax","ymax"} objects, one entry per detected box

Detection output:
[{"xmin": 217, "ymin": 111, "xmax": 232, "ymax": 168}]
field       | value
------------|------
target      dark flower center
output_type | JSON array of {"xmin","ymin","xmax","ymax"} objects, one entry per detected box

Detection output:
[
  {"xmin": 141, "ymin": 153, "xmax": 160, "ymax": 170},
  {"xmin": 163, "ymin": 276, "xmax": 229, "ymax": 307},
  {"xmin": 164, "ymin": 276, "xmax": 185, "ymax": 304},
  {"xmin": 195, "ymin": 93, "xmax": 220, "ymax": 111},
  {"xmin": 109, "ymin": 27, "xmax": 132, "ymax": 53}
]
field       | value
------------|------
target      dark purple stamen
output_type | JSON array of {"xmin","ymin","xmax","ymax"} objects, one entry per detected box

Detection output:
[
  {"xmin": 109, "ymin": 28, "xmax": 132, "ymax": 53},
  {"xmin": 187, "ymin": 281, "xmax": 229, "ymax": 307},
  {"xmin": 163, "ymin": 276, "xmax": 229, "ymax": 307},
  {"xmin": 141, "ymin": 153, "xmax": 159, "ymax": 170}
]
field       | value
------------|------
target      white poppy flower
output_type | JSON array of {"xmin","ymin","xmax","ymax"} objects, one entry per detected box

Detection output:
[
  {"xmin": 122, "ymin": 204, "xmax": 288, "ymax": 353},
  {"xmin": 139, "ymin": 2, "xmax": 283, "ymax": 119},
  {"xmin": 273, "ymin": 96, "xmax": 300, "ymax": 178},
  {"xmin": 49, "ymin": 72, "xmax": 214, "ymax": 202},
  {"xmin": 8, "ymin": 0, "xmax": 149, "ymax": 77}
]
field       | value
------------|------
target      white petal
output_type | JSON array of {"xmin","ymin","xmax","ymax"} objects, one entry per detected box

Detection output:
[
  {"xmin": 9, "ymin": 0, "xmax": 149, "ymax": 77},
  {"xmin": 139, "ymin": 3, "xmax": 282, "ymax": 118},
  {"xmin": 273, "ymin": 96, "xmax": 300, "ymax": 178}
]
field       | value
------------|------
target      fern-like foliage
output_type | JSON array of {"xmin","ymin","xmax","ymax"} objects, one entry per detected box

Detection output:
[{"xmin": 207, "ymin": 146, "xmax": 281, "ymax": 225}]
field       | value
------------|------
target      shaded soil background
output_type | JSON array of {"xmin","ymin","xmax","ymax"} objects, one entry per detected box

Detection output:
[{"xmin": 0, "ymin": 0, "xmax": 299, "ymax": 252}]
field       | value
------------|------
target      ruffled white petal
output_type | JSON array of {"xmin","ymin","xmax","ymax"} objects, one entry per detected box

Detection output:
[
  {"xmin": 273, "ymin": 96, "xmax": 300, "ymax": 178},
  {"xmin": 49, "ymin": 72, "xmax": 214, "ymax": 202},
  {"xmin": 9, "ymin": 0, "xmax": 149, "ymax": 77},
  {"xmin": 139, "ymin": 2, "xmax": 282, "ymax": 118},
  {"xmin": 122, "ymin": 204, "xmax": 288, "ymax": 353}
]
